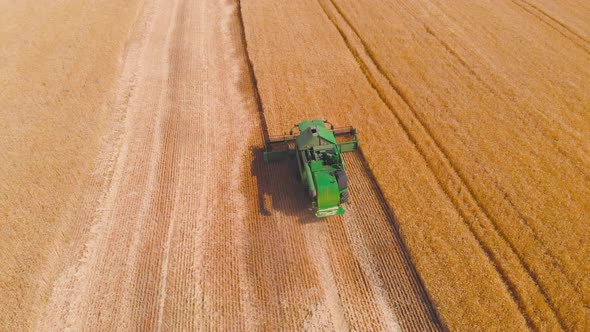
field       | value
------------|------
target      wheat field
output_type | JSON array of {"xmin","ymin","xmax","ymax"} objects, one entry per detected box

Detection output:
[
  {"xmin": 242, "ymin": 0, "xmax": 589, "ymax": 330},
  {"xmin": 1, "ymin": 0, "xmax": 588, "ymax": 330},
  {"xmin": 0, "ymin": 0, "xmax": 140, "ymax": 328}
]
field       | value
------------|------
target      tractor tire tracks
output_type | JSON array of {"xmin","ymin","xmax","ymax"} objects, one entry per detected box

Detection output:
[
  {"xmin": 511, "ymin": 0, "xmax": 590, "ymax": 54},
  {"xmin": 317, "ymin": 0, "xmax": 572, "ymax": 329}
]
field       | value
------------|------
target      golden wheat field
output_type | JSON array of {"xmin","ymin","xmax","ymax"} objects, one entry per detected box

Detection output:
[{"xmin": 1, "ymin": 0, "xmax": 588, "ymax": 331}]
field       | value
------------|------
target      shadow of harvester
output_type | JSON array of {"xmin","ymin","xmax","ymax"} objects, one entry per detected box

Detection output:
[{"xmin": 250, "ymin": 147, "xmax": 319, "ymax": 223}]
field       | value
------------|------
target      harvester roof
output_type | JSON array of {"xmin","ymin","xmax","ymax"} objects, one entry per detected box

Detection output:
[{"xmin": 295, "ymin": 120, "xmax": 337, "ymax": 150}]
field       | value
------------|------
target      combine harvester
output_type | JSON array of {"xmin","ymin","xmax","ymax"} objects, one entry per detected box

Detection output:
[{"xmin": 264, "ymin": 120, "xmax": 358, "ymax": 217}]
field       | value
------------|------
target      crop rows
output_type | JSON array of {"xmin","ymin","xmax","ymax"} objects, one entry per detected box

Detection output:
[
  {"xmin": 27, "ymin": 0, "xmax": 446, "ymax": 330},
  {"xmin": 3, "ymin": 0, "xmax": 587, "ymax": 330},
  {"xmin": 242, "ymin": 0, "xmax": 589, "ymax": 330}
]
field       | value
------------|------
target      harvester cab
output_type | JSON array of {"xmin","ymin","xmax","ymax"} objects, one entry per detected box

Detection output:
[{"xmin": 263, "ymin": 119, "xmax": 359, "ymax": 217}]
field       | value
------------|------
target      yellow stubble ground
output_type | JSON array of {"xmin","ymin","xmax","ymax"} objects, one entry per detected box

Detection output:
[{"xmin": 0, "ymin": 1, "xmax": 140, "ymax": 329}]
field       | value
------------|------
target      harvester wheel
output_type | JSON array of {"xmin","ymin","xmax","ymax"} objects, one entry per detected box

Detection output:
[
  {"xmin": 340, "ymin": 191, "xmax": 350, "ymax": 203},
  {"xmin": 335, "ymin": 170, "xmax": 348, "ymax": 190}
]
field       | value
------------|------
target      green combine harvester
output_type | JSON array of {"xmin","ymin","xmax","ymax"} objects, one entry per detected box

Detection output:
[{"xmin": 264, "ymin": 120, "xmax": 359, "ymax": 217}]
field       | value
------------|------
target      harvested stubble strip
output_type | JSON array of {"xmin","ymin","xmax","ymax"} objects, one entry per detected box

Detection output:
[{"xmin": 0, "ymin": 1, "xmax": 141, "ymax": 329}]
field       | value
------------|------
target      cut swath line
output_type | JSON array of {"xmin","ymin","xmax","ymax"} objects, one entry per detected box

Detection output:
[
  {"xmin": 225, "ymin": 2, "xmax": 262, "ymax": 330},
  {"xmin": 236, "ymin": 0, "xmax": 270, "ymax": 143}
]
